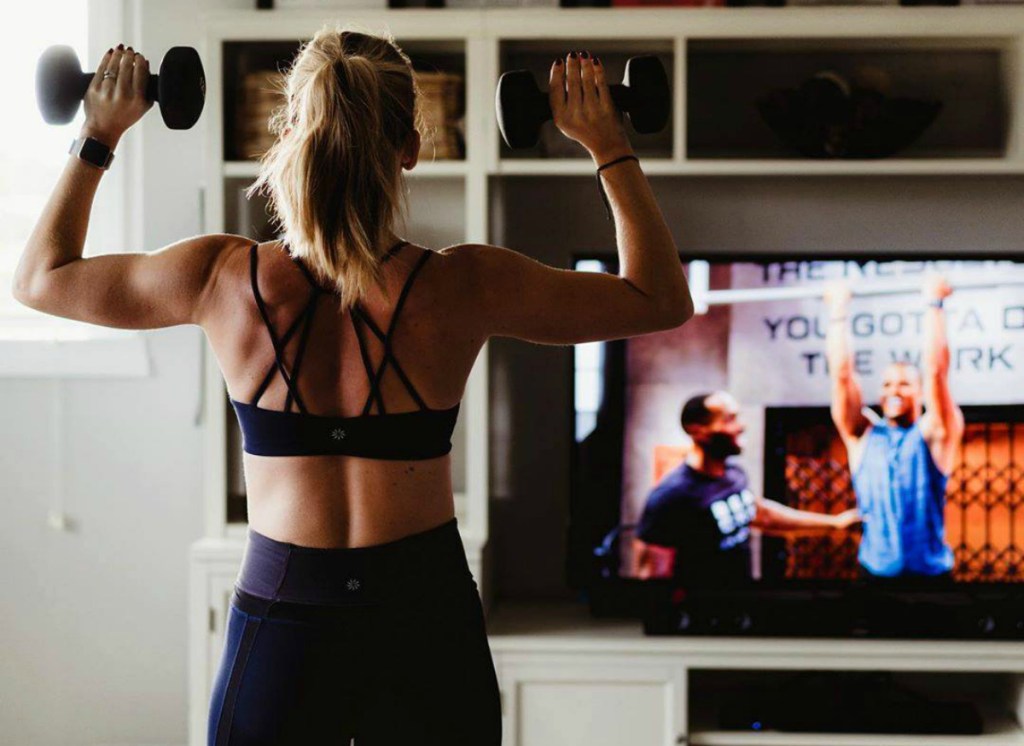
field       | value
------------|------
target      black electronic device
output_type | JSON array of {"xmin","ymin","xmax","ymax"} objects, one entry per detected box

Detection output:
[
  {"xmin": 568, "ymin": 251, "xmax": 1024, "ymax": 640},
  {"xmin": 718, "ymin": 671, "xmax": 984, "ymax": 735},
  {"xmin": 68, "ymin": 135, "xmax": 115, "ymax": 170}
]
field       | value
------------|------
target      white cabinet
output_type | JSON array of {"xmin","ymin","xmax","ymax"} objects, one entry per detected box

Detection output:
[
  {"xmin": 205, "ymin": 571, "xmax": 237, "ymax": 694},
  {"xmin": 487, "ymin": 602, "xmax": 1024, "ymax": 746},
  {"xmin": 191, "ymin": 7, "xmax": 1024, "ymax": 746},
  {"xmin": 188, "ymin": 545, "xmax": 244, "ymax": 746},
  {"xmin": 499, "ymin": 656, "xmax": 685, "ymax": 746}
]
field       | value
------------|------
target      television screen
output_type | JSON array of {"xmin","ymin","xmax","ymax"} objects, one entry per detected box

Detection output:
[{"xmin": 574, "ymin": 255, "xmax": 1024, "ymax": 597}]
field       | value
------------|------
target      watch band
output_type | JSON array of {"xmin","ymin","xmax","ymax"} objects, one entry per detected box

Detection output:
[{"xmin": 68, "ymin": 136, "xmax": 115, "ymax": 170}]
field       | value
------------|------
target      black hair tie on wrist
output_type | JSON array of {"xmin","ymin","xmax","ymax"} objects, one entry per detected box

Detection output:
[{"xmin": 596, "ymin": 154, "xmax": 639, "ymax": 223}]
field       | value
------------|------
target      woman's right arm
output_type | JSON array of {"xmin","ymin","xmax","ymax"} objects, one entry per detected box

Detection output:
[{"xmin": 450, "ymin": 50, "xmax": 693, "ymax": 346}]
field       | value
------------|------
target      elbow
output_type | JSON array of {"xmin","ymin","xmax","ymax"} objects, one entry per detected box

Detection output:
[
  {"xmin": 11, "ymin": 273, "xmax": 40, "ymax": 308},
  {"xmin": 658, "ymin": 293, "xmax": 695, "ymax": 329}
]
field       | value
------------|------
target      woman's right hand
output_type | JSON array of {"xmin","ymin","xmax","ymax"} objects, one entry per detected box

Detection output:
[{"xmin": 549, "ymin": 51, "xmax": 632, "ymax": 162}]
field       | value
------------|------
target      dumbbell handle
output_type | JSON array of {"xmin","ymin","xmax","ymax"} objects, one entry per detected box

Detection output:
[
  {"xmin": 67, "ymin": 71, "xmax": 162, "ymax": 107},
  {"xmin": 544, "ymin": 83, "xmax": 636, "ymax": 121}
]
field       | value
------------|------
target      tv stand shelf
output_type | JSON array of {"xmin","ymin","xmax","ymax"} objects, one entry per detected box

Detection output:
[
  {"xmin": 688, "ymin": 714, "xmax": 1022, "ymax": 746},
  {"xmin": 486, "ymin": 601, "xmax": 1024, "ymax": 746}
]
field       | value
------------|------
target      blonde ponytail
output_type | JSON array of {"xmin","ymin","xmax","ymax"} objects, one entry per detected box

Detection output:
[{"xmin": 245, "ymin": 23, "xmax": 420, "ymax": 312}]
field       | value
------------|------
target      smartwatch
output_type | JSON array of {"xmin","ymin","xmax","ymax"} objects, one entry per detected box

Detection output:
[
  {"xmin": 68, "ymin": 135, "xmax": 115, "ymax": 170},
  {"xmin": 928, "ymin": 298, "xmax": 944, "ymax": 310}
]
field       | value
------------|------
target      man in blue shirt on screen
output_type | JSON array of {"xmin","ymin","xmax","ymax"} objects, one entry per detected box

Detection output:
[
  {"xmin": 634, "ymin": 391, "xmax": 860, "ymax": 588},
  {"xmin": 824, "ymin": 276, "xmax": 964, "ymax": 584}
]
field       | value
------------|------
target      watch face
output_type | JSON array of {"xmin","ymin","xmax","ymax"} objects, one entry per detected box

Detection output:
[{"xmin": 80, "ymin": 137, "xmax": 111, "ymax": 165}]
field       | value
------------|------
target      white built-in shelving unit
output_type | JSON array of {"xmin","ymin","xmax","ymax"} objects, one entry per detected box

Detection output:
[{"xmin": 188, "ymin": 7, "xmax": 1024, "ymax": 746}]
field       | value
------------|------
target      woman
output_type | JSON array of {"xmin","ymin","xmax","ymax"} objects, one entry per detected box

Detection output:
[{"xmin": 15, "ymin": 25, "xmax": 692, "ymax": 745}]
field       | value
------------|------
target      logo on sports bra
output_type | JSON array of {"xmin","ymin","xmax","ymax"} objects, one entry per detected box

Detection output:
[
  {"xmin": 347, "ymin": 578, "xmax": 361, "ymax": 591},
  {"xmin": 331, "ymin": 428, "xmax": 347, "ymax": 440}
]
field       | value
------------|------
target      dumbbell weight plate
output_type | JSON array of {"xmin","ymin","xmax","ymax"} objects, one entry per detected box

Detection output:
[
  {"xmin": 495, "ymin": 70, "xmax": 551, "ymax": 150},
  {"xmin": 36, "ymin": 45, "xmax": 91, "ymax": 125},
  {"xmin": 157, "ymin": 46, "xmax": 206, "ymax": 130},
  {"xmin": 623, "ymin": 56, "xmax": 670, "ymax": 136}
]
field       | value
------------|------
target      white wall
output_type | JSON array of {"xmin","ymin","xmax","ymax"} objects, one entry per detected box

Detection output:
[{"xmin": 1, "ymin": 1, "xmax": 249, "ymax": 744}]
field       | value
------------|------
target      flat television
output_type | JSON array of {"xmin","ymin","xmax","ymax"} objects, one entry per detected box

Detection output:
[{"xmin": 568, "ymin": 252, "xmax": 1024, "ymax": 639}]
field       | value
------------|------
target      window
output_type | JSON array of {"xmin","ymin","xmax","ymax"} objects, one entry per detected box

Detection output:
[
  {"xmin": 1, "ymin": 0, "xmax": 147, "ymax": 375},
  {"xmin": 574, "ymin": 259, "xmax": 608, "ymax": 442},
  {"xmin": 3, "ymin": 0, "xmax": 127, "ymax": 340}
]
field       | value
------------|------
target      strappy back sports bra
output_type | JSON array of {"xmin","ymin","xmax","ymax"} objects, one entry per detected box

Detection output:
[{"xmin": 229, "ymin": 240, "xmax": 460, "ymax": 459}]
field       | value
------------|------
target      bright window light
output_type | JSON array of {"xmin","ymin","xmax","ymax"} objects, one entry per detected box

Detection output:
[{"xmin": 1, "ymin": 1, "xmax": 92, "ymax": 337}]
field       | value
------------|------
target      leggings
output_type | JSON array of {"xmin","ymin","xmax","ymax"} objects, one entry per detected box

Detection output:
[{"xmin": 207, "ymin": 516, "xmax": 502, "ymax": 745}]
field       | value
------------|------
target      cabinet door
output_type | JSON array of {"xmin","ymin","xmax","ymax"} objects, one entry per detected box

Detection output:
[
  {"xmin": 499, "ymin": 655, "xmax": 685, "ymax": 746},
  {"xmin": 206, "ymin": 572, "xmax": 239, "ymax": 697}
]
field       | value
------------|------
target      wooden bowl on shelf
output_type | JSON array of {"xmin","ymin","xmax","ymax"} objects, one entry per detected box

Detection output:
[{"xmin": 756, "ymin": 72, "xmax": 943, "ymax": 159}]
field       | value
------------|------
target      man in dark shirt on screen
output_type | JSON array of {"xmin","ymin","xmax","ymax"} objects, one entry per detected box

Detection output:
[{"xmin": 635, "ymin": 391, "xmax": 859, "ymax": 588}]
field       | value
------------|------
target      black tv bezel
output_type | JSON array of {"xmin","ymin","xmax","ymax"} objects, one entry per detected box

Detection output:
[{"xmin": 567, "ymin": 249, "xmax": 1024, "ymax": 621}]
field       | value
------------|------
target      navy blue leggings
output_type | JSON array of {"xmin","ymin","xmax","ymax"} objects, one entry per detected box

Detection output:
[{"xmin": 207, "ymin": 517, "xmax": 502, "ymax": 745}]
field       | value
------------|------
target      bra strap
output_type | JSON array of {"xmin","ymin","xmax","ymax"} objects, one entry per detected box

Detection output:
[
  {"xmin": 359, "ymin": 250, "xmax": 434, "ymax": 416},
  {"xmin": 249, "ymin": 244, "xmax": 310, "ymax": 414},
  {"xmin": 284, "ymin": 288, "xmax": 320, "ymax": 413},
  {"xmin": 351, "ymin": 306, "xmax": 385, "ymax": 415},
  {"xmin": 250, "ymin": 302, "xmax": 309, "ymax": 407}
]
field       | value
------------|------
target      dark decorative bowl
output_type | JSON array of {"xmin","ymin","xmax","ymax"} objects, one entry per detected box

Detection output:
[{"xmin": 756, "ymin": 74, "xmax": 943, "ymax": 159}]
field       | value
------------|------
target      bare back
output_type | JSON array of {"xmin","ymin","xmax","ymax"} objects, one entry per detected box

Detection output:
[
  {"xmin": 202, "ymin": 239, "xmax": 486, "ymax": 548},
  {"xmin": 201, "ymin": 236, "xmax": 685, "ymax": 548}
]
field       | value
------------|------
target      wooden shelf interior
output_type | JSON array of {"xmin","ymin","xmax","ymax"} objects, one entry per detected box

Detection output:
[
  {"xmin": 687, "ymin": 37, "xmax": 1012, "ymax": 160},
  {"xmin": 687, "ymin": 668, "xmax": 1024, "ymax": 746}
]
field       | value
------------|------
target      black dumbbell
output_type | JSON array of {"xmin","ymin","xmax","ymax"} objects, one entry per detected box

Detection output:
[
  {"xmin": 496, "ymin": 55, "xmax": 669, "ymax": 149},
  {"xmin": 36, "ymin": 45, "xmax": 206, "ymax": 130}
]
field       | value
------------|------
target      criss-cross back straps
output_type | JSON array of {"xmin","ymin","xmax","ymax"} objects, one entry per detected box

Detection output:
[
  {"xmin": 249, "ymin": 243, "xmax": 321, "ymax": 414},
  {"xmin": 351, "ymin": 248, "xmax": 434, "ymax": 416}
]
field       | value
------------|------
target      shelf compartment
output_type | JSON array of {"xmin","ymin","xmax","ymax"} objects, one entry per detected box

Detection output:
[
  {"xmin": 498, "ymin": 38, "xmax": 675, "ymax": 162},
  {"xmin": 687, "ymin": 37, "xmax": 1012, "ymax": 162},
  {"xmin": 222, "ymin": 38, "xmax": 468, "ymax": 163},
  {"xmin": 690, "ymin": 711, "xmax": 1023, "ymax": 746},
  {"xmin": 687, "ymin": 669, "xmax": 1024, "ymax": 746}
]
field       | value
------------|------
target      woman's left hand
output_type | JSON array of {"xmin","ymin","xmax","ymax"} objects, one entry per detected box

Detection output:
[{"xmin": 82, "ymin": 45, "xmax": 154, "ymax": 144}]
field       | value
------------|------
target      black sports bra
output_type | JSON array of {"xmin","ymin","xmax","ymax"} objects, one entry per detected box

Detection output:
[{"xmin": 229, "ymin": 240, "xmax": 460, "ymax": 459}]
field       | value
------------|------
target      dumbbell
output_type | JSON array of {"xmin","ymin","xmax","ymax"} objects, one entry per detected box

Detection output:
[
  {"xmin": 36, "ymin": 45, "xmax": 206, "ymax": 130},
  {"xmin": 496, "ymin": 55, "xmax": 669, "ymax": 149}
]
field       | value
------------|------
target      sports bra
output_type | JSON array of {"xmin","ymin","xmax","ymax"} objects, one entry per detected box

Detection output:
[{"xmin": 228, "ymin": 239, "xmax": 460, "ymax": 459}]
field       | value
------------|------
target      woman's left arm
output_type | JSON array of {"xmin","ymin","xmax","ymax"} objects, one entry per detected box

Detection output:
[{"xmin": 12, "ymin": 44, "xmax": 239, "ymax": 330}]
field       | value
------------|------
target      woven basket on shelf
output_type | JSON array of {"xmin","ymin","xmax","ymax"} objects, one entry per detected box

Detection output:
[
  {"xmin": 233, "ymin": 68, "xmax": 465, "ymax": 161},
  {"xmin": 236, "ymin": 69, "xmax": 286, "ymax": 160},
  {"xmin": 414, "ymin": 70, "xmax": 465, "ymax": 160}
]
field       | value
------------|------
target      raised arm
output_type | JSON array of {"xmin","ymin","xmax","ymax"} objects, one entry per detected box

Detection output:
[
  {"xmin": 449, "ymin": 51, "xmax": 692, "ymax": 347},
  {"xmin": 921, "ymin": 275, "xmax": 965, "ymax": 459},
  {"xmin": 824, "ymin": 281, "xmax": 869, "ymax": 442}
]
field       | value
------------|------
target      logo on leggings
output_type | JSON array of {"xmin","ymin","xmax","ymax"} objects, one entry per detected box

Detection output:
[{"xmin": 346, "ymin": 578, "xmax": 361, "ymax": 591}]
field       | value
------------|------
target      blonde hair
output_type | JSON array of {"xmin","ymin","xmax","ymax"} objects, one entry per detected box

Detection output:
[{"xmin": 245, "ymin": 23, "xmax": 422, "ymax": 312}]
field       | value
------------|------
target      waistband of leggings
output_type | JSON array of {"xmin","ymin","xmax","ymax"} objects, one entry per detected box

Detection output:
[{"xmin": 234, "ymin": 516, "xmax": 471, "ymax": 606}]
